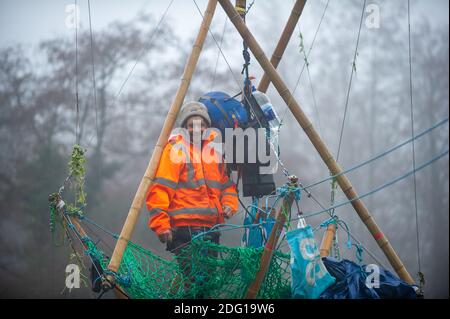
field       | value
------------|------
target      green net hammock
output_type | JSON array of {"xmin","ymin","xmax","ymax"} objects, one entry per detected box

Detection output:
[{"xmin": 86, "ymin": 236, "xmax": 291, "ymax": 299}]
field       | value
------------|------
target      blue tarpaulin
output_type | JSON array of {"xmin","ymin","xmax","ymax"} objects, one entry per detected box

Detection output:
[
  {"xmin": 319, "ymin": 257, "xmax": 417, "ymax": 299},
  {"xmin": 286, "ymin": 226, "xmax": 336, "ymax": 298}
]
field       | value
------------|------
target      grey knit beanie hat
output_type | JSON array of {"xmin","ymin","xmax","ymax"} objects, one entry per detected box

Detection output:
[{"xmin": 178, "ymin": 101, "xmax": 211, "ymax": 127}]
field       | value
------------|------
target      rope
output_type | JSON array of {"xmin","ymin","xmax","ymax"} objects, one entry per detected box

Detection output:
[
  {"xmin": 192, "ymin": 180, "xmax": 302, "ymax": 242},
  {"xmin": 61, "ymin": 214, "xmax": 106, "ymax": 288},
  {"xmin": 246, "ymin": 0, "xmax": 256, "ymax": 15},
  {"xmin": 278, "ymin": 0, "xmax": 330, "ymax": 131},
  {"xmin": 191, "ymin": 0, "xmax": 269, "ymax": 131},
  {"xmin": 294, "ymin": 149, "xmax": 449, "ymax": 221},
  {"xmin": 313, "ymin": 216, "xmax": 365, "ymax": 264},
  {"xmin": 86, "ymin": 0, "xmax": 104, "ymax": 189},
  {"xmin": 85, "ymin": 0, "xmax": 175, "ymax": 149},
  {"xmin": 301, "ymin": 117, "xmax": 448, "ymax": 191},
  {"xmin": 74, "ymin": 0, "xmax": 80, "ymax": 145},
  {"xmin": 264, "ymin": 129, "xmax": 290, "ymax": 177},
  {"xmin": 82, "ymin": 216, "xmax": 119, "ymax": 240},
  {"xmin": 82, "ymin": 222, "xmax": 116, "ymax": 257},
  {"xmin": 336, "ymin": 0, "xmax": 367, "ymax": 162},
  {"xmin": 297, "ymin": 179, "xmax": 332, "ymax": 214},
  {"xmin": 192, "ymin": 0, "xmax": 242, "ymax": 94},
  {"xmin": 62, "ymin": 211, "xmax": 132, "ymax": 298},
  {"xmin": 298, "ymin": 30, "xmax": 323, "ymax": 139},
  {"xmin": 407, "ymin": 0, "xmax": 423, "ymax": 290},
  {"xmin": 211, "ymin": 16, "xmax": 228, "ymax": 91},
  {"xmin": 87, "ymin": 0, "xmax": 99, "ymax": 148},
  {"xmin": 338, "ymin": 220, "xmax": 388, "ymax": 269},
  {"xmin": 329, "ymin": 177, "xmax": 338, "ymax": 216},
  {"xmin": 191, "ymin": 221, "xmax": 268, "ymax": 241}
]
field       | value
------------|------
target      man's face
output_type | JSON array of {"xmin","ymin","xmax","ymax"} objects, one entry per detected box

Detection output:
[{"xmin": 185, "ymin": 116, "xmax": 207, "ymax": 141}]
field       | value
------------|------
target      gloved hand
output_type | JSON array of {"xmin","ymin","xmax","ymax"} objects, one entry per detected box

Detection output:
[
  {"xmin": 158, "ymin": 229, "xmax": 173, "ymax": 243},
  {"xmin": 223, "ymin": 206, "xmax": 234, "ymax": 219}
]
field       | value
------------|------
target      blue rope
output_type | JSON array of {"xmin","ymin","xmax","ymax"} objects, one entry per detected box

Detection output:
[
  {"xmin": 313, "ymin": 216, "xmax": 352, "ymax": 250},
  {"xmin": 354, "ymin": 243, "xmax": 364, "ymax": 264},
  {"xmin": 302, "ymin": 118, "xmax": 448, "ymax": 191},
  {"xmin": 249, "ymin": 197, "xmax": 259, "ymax": 220},
  {"xmin": 277, "ymin": 183, "xmax": 301, "ymax": 201},
  {"xmin": 319, "ymin": 216, "xmax": 338, "ymax": 228},
  {"xmin": 336, "ymin": 219, "xmax": 352, "ymax": 250},
  {"xmin": 264, "ymin": 194, "xmax": 279, "ymax": 214},
  {"xmin": 103, "ymin": 270, "xmax": 132, "ymax": 287},
  {"xmin": 246, "ymin": 205, "xmax": 270, "ymax": 218},
  {"xmin": 81, "ymin": 236, "xmax": 91, "ymax": 244},
  {"xmin": 82, "ymin": 216, "xmax": 119, "ymax": 239},
  {"xmin": 293, "ymin": 149, "xmax": 449, "ymax": 222},
  {"xmin": 64, "ymin": 205, "xmax": 119, "ymax": 240},
  {"xmin": 191, "ymin": 221, "xmax": 270, "ymax": 241},
  {"xmin": 313, "ymin": 215, "xmax": 365, "ymax": 264}
]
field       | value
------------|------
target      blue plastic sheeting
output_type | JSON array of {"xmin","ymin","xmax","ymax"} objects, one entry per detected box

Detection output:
[
  {"xmin": 319, "ymin": 257, "xmax": 417, "ymax": 299},
  {"xmin": 286, "ymin": 226, "xmax": 336, "ymax": 298},
  {"xmin": 199, "ymin": 92, "xmax": 248, "ymax": 138}
]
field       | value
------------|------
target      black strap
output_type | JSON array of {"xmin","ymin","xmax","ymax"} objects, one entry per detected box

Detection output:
[{"xmin": 201, "ymin": 96, "xmax": 234, "ymax": 127}]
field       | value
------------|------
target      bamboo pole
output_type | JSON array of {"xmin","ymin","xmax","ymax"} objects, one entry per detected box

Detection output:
[
  {"xmin": 218, "ymin": 0, "xmax": 415, "ymax": 284},
  {"xmin": 107, "ymin": 0, "xmax": 218, "ymax": 274},
  {"xmin": 246, "ymin": 176, "xmax": 298, "ymax": 299},
  {"xmin": 319, "ymin": 223, "xmax": 336, "ymax": 258},
  {"xmin": 257, "ymin": 0, "xmax": 306, "ymax": 93}
]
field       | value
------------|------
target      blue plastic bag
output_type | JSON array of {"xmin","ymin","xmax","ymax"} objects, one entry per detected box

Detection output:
[{"xmin": 286, "ymin": 226, "xmax": 336, "ymax": 298}]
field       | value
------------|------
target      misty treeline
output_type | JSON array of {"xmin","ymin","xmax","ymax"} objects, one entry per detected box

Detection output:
[{"xmin": 0, "ymin": 0, "xmax": 448, "ymax": 298}]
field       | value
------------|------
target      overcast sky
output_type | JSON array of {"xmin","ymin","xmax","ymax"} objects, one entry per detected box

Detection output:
[{"xmin": 0, "ymin": 0, "xmax": 448, "ymax": 50}]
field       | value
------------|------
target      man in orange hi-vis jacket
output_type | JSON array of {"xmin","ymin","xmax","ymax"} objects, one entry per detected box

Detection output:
[{"xmin": 146, "ymin": 101, "xmax": 238, "ymax": 256}]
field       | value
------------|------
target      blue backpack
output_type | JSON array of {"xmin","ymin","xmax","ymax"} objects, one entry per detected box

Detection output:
[{"xmin": 199, "ymin": 91, "xmax": 249, "ymax": 138}]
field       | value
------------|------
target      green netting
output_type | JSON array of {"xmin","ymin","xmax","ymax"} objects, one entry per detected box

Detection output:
[
  {"xmin": 52, "ymin": 146, "xmax": 293, "ymax": 299},
  {"xmin": 86, "ymin": 238, "xmax": 291, "ymax": 299}
]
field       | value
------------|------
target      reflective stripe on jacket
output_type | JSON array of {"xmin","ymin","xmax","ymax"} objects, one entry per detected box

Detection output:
[{"xmin": 147, "ymin": 130, "xmax": 238, "ymax": 235}]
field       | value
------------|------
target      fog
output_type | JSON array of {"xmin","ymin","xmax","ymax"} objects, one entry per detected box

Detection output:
[{"xmin": 0, "ymin": 0, "xmax": 448, "ymax": 298}]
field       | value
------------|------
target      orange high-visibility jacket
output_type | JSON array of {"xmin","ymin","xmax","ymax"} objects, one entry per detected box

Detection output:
[{"xmin": 147, "ymin": 130, "xmax": 238, "ymax": 235}]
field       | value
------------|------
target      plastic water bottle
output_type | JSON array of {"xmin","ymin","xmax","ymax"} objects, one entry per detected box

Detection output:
[
  {"xmin": 261, "ymin": 102, "xmax": 281, "ymax": 132},
  {"xmin": 252, "ymin": 91, "xmax": 281, "ymax": 155},
  {"xmin": 297, "ymin": 217, "xmax": 307, "ymax": 229},
  {"xmin": 252, "ymin": 91, "xmax": 281, "ymax": 131}
]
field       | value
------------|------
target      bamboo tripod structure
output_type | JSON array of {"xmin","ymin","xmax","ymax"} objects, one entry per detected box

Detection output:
[{"xmin": 106, "ymin": 0, "xmax": 415, "ymax": 291}]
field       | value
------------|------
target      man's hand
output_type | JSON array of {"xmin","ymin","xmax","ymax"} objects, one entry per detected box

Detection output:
[
  {"xmin": 158, "ymin": 229, "xmax": 173, "ymax": 243},
  {"xmin": 223, "ymin": 206, "xmax": 234, "ymax": 219}
]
